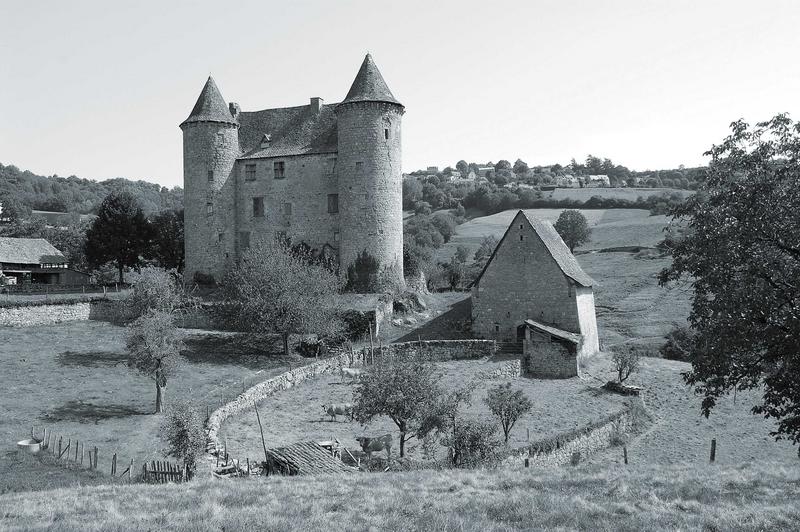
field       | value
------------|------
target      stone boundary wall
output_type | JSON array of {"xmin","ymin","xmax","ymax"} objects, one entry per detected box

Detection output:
[
  {"xmin": 0, "ymin": 302, "xmax": 93, "ymax": 327},
  {"xmin": 503, "ymin": 404, "xmax": 637, "ymax": 468},
  {"xmin": 482, "ymin": 359, "xmax": 522, "ymax": 380},
  {"xmin": 206, "ymin": 339, "xmax": 497, "ymax": 453}
]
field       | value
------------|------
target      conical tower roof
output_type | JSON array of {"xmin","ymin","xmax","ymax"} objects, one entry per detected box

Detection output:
[
  {"xmin": 341, "ymin": 54, "xmax": 402, "ymax": 106},
  {"xmin": 181, "ymin": 76, "xmax": 237, "ymax": 127}
]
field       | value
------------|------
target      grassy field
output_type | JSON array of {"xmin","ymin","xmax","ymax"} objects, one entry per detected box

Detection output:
[
  {"xmin": 435, "ymin": 208, "xmax": 671, "ymax": 264},
  {"xmin": 547, "ymin": 187, "xmax": 693, "ymax": 202},
  {"xmin": 0, "ymin": 321, "xmax": 300, "ymax": 491},
  {"xmin": 219, "ymin": 357, "xmax": 627, "ymax": 462},
  {"xmin": 585, "ymin": 354, "xmax": 799, "ymax": 467},
  {"xmin": 0, "ymin": 462, "xmax": 797, "ymax": 531}
]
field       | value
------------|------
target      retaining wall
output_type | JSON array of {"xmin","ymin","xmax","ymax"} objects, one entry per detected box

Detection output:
[
  {"xmin": 0, "ymin": 302, "xmax": 93, "ymax": 326},
  {"xmin": 503, "ymin": 406, "xmax": 636, "ymax": 468}
]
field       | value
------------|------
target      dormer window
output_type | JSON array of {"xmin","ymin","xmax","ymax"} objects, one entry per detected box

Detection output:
[{"xmin": 260, "ymin": 134, "xmax": 271, "ymax": 149}]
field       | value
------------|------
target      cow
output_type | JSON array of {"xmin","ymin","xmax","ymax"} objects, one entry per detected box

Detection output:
[
  {"xmin": 322, "ymin": 403, "xmax": 354, "ymax": 422},
  {"xmin": 340, "ymin": 367, "xmax": 363, "ymax": 383},
  {"xmin": 355, "ymin": 434, "xmax": 392, "ymax": 460}
]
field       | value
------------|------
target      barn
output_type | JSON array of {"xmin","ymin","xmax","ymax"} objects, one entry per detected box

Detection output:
[
  {"xmin": 470, "ymin": 210, "xmax": 600, "ymax": 377},
  {"xmin": 0, "ymin": 237, "xmax": 89, "ymax": 285}
]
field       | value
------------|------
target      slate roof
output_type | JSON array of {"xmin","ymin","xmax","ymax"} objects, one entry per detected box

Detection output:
[
  {"xmin": 181, "ymin": 76, "xmax": 238, "ymax": 127},
  {"xmin": 341, "ymin": 54, "xmax": 401, "ymax": 106},
  {"xmin": 238, "ymin": 103, "xmax": 339, "ymax": 159},
  {"xmin": 264, "ymin": 441, "xmax": 357, "ymax": 476},
  {"xmin": 472, "ymin": 210, "xmax": 594, "ymax": 288},
  {"xmin": 0, "ymin": 237, "xmax": 67, "ymax": 265},
  {"xmin": 523, "ymin": 319, "xmax": 582, "ymax": 344}
]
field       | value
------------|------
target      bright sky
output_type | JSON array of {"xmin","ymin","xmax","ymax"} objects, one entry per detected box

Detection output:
[{"xmin": 2, "ymin": 0, "xmax": 800, "ymax": 188}]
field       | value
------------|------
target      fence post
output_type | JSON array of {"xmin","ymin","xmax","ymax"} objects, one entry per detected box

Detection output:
[
  {"xmin": 524, "ymin": 458, "xmax": 529, "ymax": 468},
  {"xmin": 142, "ymin": 463, "xmax": 147, "ymax": 482},
  {"xmin": 81, "ymin": 443, "xmax": 84, "ymax": 465},
  {"xmin": 111, "ymin": 453, "xmax": 117, "ymax": 476},
  {"xmin": 58, "ymin": 437, "xmax": 62, "ymax": 458},
  {"xmin": 623, "ymin": 446, "xmax": 628, "ymax": 465},
  {"xmin": 94, "ymin": 447, "xmax": 98, "ymax": 469},
  {"xmin": 129, "ymin": 459, "xmax": 134, "ymax": 482},
  {"xmin": 710, "ymin": 438, "xmax": 716, "ymax": 463},
  {"xmin": 369, "ymin": 322, "xmax": 374, "ymax": 365}
]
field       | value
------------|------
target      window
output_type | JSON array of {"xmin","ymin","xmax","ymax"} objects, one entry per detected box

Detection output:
[
  {"xmin": 333, "ymin": 231, "xmax": 340, "ymax": 242},
  {"xmin": 245, "ymin": 164, "xmax": 256, "ymax": 181},
  {"xmin": 495, "ymin": 324, "xmax": 500, "ymax": 332},
  {"xmin": 218, "ymin": 233, "xmax": 224, "ymax": 242},
  {"xmin": 384, "ymin": 128, "xmax": 389, "ymax": 140},
  {"xmin": 355, "ymin": 161, "xmax": 363, "ymax": 172},
  {"xmin": 326, "ymin": 157, "xmax": 337, "ymax": 176},
  {"xmin": 519, "ymin": 224, "xmax": 523, "ymax": 229},
  {"xmin": 206, "ymin": 202, "xmax": 213, "ymax": 216},
  {"xmin": 327, "ymin": 193, "xmax": 339, "ymax": 214},
  {"xmin": 274, "ymin": 161, "xmax": 285, "ymax": 179},
  {"xmin": 208, "ymin": 170, "xmax": 214, "ymax": 182},
  {"xmin": 240, "ymin": 231, "xmax": 250, "ymax": 249},
  {"xmin": 283, "ymin": 202, "xmax": 292, "ymax": 216},
  {"xmin": 520, "ymin": 235, "xmax": 524, "ymax": 241},
  {"xmin": 253, "ymin": 197, "xmax": 265, "ymax": 217}
]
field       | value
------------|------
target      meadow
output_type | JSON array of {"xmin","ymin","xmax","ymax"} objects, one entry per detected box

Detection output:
[
  {"xmin": 547, "ymin": 186, "xmax": 693, "ymax": 202},
  {"xmin": 218, "ymin": 356, "xmax": 628, "ymax": 462},
  {"xmin": 0, "ymin": 321, "xmax": 298, "ymax": 492},
  {"xmin": 0, "ymin": 462, "xmax": 797, "ymax": 531}
]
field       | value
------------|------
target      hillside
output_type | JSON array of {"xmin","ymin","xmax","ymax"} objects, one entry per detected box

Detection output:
[
  {"xmin": 0, "ymin": 163, "xmax": 182, "ymax": 216},
  {"xmin": 0, "ymin": 462, "xmax": 796, "ymax": 531}
]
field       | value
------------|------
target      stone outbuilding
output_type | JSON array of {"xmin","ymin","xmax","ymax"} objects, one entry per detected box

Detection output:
[{"xmin": 470, "ymin": 210, "xmax": 600, "ymax": 375}]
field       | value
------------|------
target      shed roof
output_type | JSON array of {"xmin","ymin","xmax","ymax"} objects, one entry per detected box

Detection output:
[
  {"xmin": 523, "ymin": 319, "xmax": 582, "ymax": 344},
  {"xmin": 0, "ymin": 237, "xmax": 67, "ymax": 265},
  {"xmin": 238, "ymin": 103, "xmax": 338, "ymax": 159},
  {"xmin": 472, "ymin": 210, "xmax": 594, "ymax": 288},
  {"xmin": 265, "ymin": 441, "xmax": 357, "ymax": 476}
]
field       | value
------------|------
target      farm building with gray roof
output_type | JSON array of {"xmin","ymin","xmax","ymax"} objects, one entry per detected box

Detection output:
[{"xmin": 471, "ymin": 211, "xmax": 600, "ymax": 377}]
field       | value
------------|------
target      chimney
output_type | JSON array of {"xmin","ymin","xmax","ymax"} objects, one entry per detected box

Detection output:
[
  {"xmin": 229, "ymin": 102, "xmax": 240, "ymax": 119},
  {"xmin": 310, "ymin": 97, "xmax": 323, "ymax": 113}
]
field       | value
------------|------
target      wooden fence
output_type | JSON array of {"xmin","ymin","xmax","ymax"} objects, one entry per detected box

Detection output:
[{"xmin": 29, "ymin": 426, "xmax": 187, "ymax": 484}]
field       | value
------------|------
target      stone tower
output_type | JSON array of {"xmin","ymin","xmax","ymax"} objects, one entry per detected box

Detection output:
[
  {"xmin": 180, "ymin": 76, "xmax": 240, "ymax": 283},
  {"xmin": 335, "ymin": 54, "xmax": 405, "ymax": 289}
]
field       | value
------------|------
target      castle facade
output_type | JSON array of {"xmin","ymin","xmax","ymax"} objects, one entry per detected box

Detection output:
[{"xmin": 180, "ymin": 54, "xmax": 405, "ymax": 287}]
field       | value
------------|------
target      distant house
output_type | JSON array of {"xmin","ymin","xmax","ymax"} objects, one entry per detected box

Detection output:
[
  {"xmin": 426, "ymin": 166, "xmax": 439, "ymax": 174},
  {"xmin": 477, "ymin": 166, "xmax": 494, "ymax": 178},
  {"xmin": 0, "ymin": 237, "xmax": 89, "ymax": 285},
  {"xmin": 556, "ymin": 175, "xmax": 579, "ymax": 188},
  {"xmin": 585, "ymin": 175, "xmax": 611, "ymax": 188},
  {"xmin": 470, "ymin": 211, "xmax": 600, "ymax": 377}
]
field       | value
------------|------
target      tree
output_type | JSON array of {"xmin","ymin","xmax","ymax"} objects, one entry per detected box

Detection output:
[
  {"xmin": 659, "ymin": 115, "xmax": 800, "ymax": 454},
  {"xmin": 494, "ymin": 160, "xmax": 511, "ymax": 171},
  {"xmin": 455, "ymin": 160, "xmax": 469, "ymax": 176},
  {"xmin": 43, "ymin": 221, "xmax": 90, "ymax": 271},
  {"xmin": 86, "ymin": 190, "xmax": 153, "ymax": 283},
  {"xmin": 445, "ymin": 256, "xmax": 463, "ymax": 290},
  {"xmin": 554, "ymin": 210, "xmax": 591, "ymax": 252},
  {"xmin": 150, "ymin": 209, "xmax": 184, "ymax": 271},
  {"xmin": 473, "ymin": 235, "xmax": 498, "ymax": 264},
  {"xmin": 220, "ymin": 239, "xmax": 343, "ymax": 356},
  {"xmin": 353, "ymin": 353, "xmax": 441, "ymax": 457},
  {"xmin": 513, "ymin": 158, "xmax": 529, "ymax": 176},
  {"xmin": 127, "ymin": 266, "xmax": 184, "ymax": 319},
  {"xmin": 611, "ymin": 347, "xmax": 640, "ymax": 383},
  {"xmin": 484, "ymin": 383, "xmax": 532, "ymax": 444},
  {"xmin": 126, "ymin": 310, "xmax": 182, "ymax": 414},
  {"xmin": 162, "ymin": 399, "xmax": 205, "ymax": 475}
]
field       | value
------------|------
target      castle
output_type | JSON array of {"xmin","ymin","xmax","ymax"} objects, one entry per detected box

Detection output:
[{"xmin": 180, "ymin": 54, "xmax": 405, "ymax": 287}]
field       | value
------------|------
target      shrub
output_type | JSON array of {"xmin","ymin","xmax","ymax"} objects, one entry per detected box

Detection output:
[
  {"xmin": 161, "ymin": 399, "xmax": 205, "ymax": 476},
  {"xmin": 612, "ymin": 347, "xmax": 641, "ymax": 383},
  {"xmin": 127, "ymin": 266, "xmax": 183, "ymax": 319},
  {"xmin": 444, "ymin": 419, "xmax": 500, "ymax": 468},
  {"xmin": 193, "ymin": 271, "xmax": 216, "ymax": 286},
  {"xmin": 345, "ymin": 250, "xmax": 380, "ymax": 293},
  {"xmin": 660, "ymin": 325, "xmax": 695, "ymax": 361},
  {"xmin": 340, "ymin": 310, "xmax": 372, "ymax": 341},
  {"xmin": 295, "ymin": 338, "xmax": 328, "ymax": 358}
]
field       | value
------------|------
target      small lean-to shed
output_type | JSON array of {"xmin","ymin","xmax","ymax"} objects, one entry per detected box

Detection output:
[
  {"xmin": 521, "ymin": 319, "xmax": 582, "ymax": 378},
  {"xmin": 263, "ymin": 441, "xmax": 358, "ymax": 476}
]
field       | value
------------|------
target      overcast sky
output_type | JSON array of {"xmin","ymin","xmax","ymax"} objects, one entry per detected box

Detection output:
[{"xmin": 2, "ymin": 0, "xmax": 800, "ymax": 188}]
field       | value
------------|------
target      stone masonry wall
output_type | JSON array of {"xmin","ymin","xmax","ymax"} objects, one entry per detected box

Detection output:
[
  {"xmin": 0, "ymin": 303, "xmax": 91, "ymax": 327},
  {"xmin": 524, "ymin": 341, "xmax": 578, "ymax": 378},
  {"xmin": 503, "ymin": 407, "xmax": 634, "ymax": 468},
  {"xmin": 336, "ymin": 101, "xmax": 404, "ymax": 288},
  {"xmin": 235, "ymin": 152, "xmax": 340, "ymax": 256},
  {"xmin": 471, "ymin": 211, "xmax": 581, "ymax": 342}
]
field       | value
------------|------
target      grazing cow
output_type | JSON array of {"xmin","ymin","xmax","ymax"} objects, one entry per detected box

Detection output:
[
  {"xmin": 322, "ymin": 403, "xmax": 354, "ymax": 422},
  {"xmin": 355, "ymin": 434, "xmax": 392, "ymax": 460},
  {"xmin": 340, "ymin": 367, "xmax": 363, "ymax": 383}
]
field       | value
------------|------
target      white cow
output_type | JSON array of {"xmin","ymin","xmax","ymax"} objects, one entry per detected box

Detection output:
[
  {"xmin": 322, "ymin": 403, "xmax": 354, "ymax": 422},
  {"xmin": 340, "ymin": 367, "xmax": 363, "ymax": 383}
]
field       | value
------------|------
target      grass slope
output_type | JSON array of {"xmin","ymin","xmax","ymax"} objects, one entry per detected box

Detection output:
[{"xmin": 0, "ymin": 463, "xmax": 797, "ymax": 531}]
